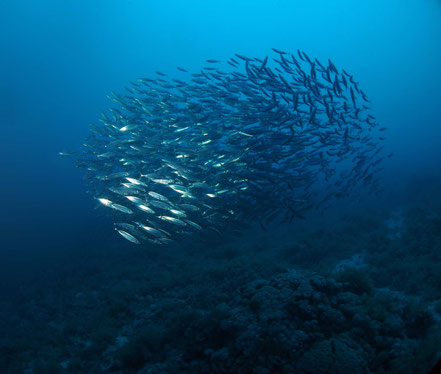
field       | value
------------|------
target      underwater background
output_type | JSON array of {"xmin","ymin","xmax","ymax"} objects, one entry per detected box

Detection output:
[{"xmin": 1, "ymin": 0, "xmax": 441, "ymax": 373}]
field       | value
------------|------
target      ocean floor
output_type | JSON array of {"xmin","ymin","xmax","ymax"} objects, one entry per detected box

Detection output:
[{"xmin": 1, "ymin": 191, "xmax": 441, "ymax": 373}]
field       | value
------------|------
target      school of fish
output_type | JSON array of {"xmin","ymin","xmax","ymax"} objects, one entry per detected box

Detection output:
[{"xmin": 71, "ymin": 49, "xmax": 388, "ymax": 245}]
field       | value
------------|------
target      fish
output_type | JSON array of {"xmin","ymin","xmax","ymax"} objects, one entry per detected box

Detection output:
[
  {"xmin": 149, "ymin": 200, "xmax": 174, "ymax": 211},
  {"xmin": 125, "ymin": 196, "xmax": 147, "ymax": 205},
  {"xmin": 272, "ymin": 48, "xmax": 288, "ymax": 55},
  {"xmin": 59, "ymin": 151, "xmax": 76, "ymax": 156},
  {"xmin": 158, "ymin": 215, "xmax": 187, "ymax": 226},
  {"xmin": 137, "ymin": 204, "xmax": 155, "ymax": 214},
  {"xmin": 141, "ymin": 225, "xmax": 169, "ymax": 238},
  {"xmin": 158, "ymin": 237, "xmax": 173, "ymax": 244},
  {"xmin": 148, "ymin": 191, "xmax": 170, "ymax": 202},
  {"xmin": 125, "ymin": 177, "xmax": 147, "ymax": 186},
  {"xmin": 169, "ymin": 209, "xmax": 187, "ymax": 218},
  {"xmin": 185, "ymin": 219, "xmax": 202, "ymax": 230},
  {"xmin": 72, "ymin": 49, "xmax": 386, "ymax": 245},
  {"xmin": 116, "ymin": 229, "xmax": 140, "ymax": 244},
  {"xmin": 168, "ymin": 184, "xmax": 190, "ymax": 195},
  {"xmin": 98, "ymin": 198, "xmax": 113, "ymax": 207},
  {"xmin": 179, "ymin": 204, "xmax": 200, "ymax": 212},
  {"xmin": 114, "ymin": 222, "xmax": 136, "ymax": 231},
  {"xmin": 109, "ymin": 203, "xmax": 133, "ymax": 214},
  {"xmin": 151, "ymin": 178, "xmax": 173, "ymax": 185}
]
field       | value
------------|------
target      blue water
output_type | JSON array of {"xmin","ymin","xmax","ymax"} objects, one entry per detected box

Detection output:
[{"xmin": 2, "ymin": 1, "xmax": 441, "ymax": 372}]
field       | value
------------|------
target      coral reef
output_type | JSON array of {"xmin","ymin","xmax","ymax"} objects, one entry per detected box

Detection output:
[{"xmin": 1, "ymin": 197, "xmax": 441, "ymax": 373}]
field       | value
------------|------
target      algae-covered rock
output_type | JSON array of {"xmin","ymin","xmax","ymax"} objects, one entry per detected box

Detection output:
[{"xmin": 296, "ymin": 335, "xmax": 368, "ymax": 374}]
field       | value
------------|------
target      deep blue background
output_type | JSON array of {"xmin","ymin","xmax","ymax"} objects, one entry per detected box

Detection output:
[{"xmin": 1, "ymin": 0, "xmax": 441, "ymax": 285}]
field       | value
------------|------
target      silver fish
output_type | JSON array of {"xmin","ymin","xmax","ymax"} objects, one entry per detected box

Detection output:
[
  {"xmin": 158, "ymin": 216, "xmax": 187, "ymax": 226},
  {"xmin": 148, "ymin": 191, "xmax": 169, "ymax": 202},
  {"xmin": 116, "ymin": 229, "xmax": 140, "ymax": 244}
]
